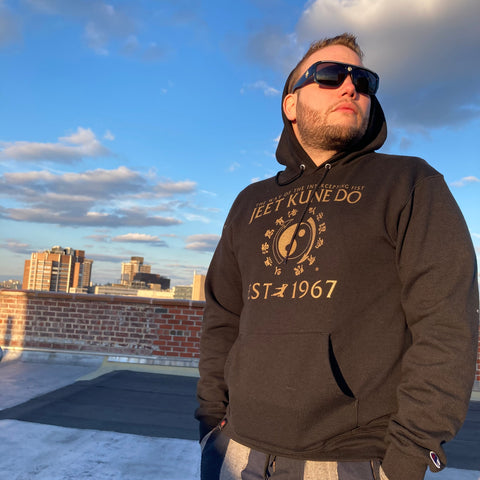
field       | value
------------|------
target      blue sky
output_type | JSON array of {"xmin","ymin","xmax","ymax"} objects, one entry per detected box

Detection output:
[{"xmin": 1, "ymin": 0, "xmax": 479, "ymax": 286}]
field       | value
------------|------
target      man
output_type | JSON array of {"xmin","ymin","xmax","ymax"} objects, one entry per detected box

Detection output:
[{"xmin": 195, "ymin": 33, "xmax": 479, "ymax": 480}]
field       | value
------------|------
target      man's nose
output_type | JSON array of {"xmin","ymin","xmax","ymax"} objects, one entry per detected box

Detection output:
[{"xmin": 340, "ymin": 74, "xmax": 356, "ymax": 96}]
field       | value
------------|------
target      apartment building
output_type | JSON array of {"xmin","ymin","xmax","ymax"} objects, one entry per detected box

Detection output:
[
  {"xmin": 22, "ymin": 246, "xmax": 93, "ymax": 293},
  {"xmin": 120, "ymin": 256, "xmax": 170, "ymax": 290},
  {"xmin": 120, "ymin": 256, "xmax": 151, "ymax": 285}
]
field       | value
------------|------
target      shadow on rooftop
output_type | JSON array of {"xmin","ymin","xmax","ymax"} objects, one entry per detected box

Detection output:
[{"xmin": 0, "ymin": 370, "xmax": 199, "ymax": 441}]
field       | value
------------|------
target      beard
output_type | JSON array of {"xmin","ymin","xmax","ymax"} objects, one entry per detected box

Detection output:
[{"xmin": 295, "ymin": 99, "xmax": 369, "ymax": 152}]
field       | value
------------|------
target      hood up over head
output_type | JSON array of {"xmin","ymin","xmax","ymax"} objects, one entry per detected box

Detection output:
[{"xmin": 275, "ymin": 67, "xmax": 388, "ymax": 185}]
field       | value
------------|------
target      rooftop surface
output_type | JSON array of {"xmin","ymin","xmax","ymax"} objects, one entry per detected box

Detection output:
[{"xmin": 0, "ymin": 349, "xmax": 479, "ymax": 480}]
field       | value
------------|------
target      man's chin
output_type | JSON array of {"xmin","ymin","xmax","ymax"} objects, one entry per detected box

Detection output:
[
  {"xmin": 321, "ymin": 127, "xmax": 365, "ymax": 151},
  {"xmin": 329, "ymin": 116, "xmax": 362, "ymax": 130}
]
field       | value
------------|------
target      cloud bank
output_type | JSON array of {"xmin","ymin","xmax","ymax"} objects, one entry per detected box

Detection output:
[
  {"xmin": 241, "ymin": 81, "xmax": 281, "ymax": 97},
  {"xmin": 185, "ymin": 234, "xmax": 220, "ymax": 252},
  {"xmin": 450, "ymin": 176, "xmax": 480, "ymax": 188},
  {"xmin": 112, "ymin": 233, "xmax": 168, "ymax": 247},
  {"xmin": 0, "ymin": 165, "xmax": 199, "ymax": 228},
  {"xmin": 246, "ymin": 0, "xmax": 480, "ymax": 131},
  {"xmin": 21, "ymin": 0, "xmax": 202, "ymax": 60},
  {"xmin": 0, "ymin": 127, "xmax": 111, "ymax": 163}
]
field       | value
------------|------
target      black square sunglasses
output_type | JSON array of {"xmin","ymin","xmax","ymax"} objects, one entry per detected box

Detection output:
[{"xmin": 292, "ymin": 61, "xmax": 379, "ymax": 96}]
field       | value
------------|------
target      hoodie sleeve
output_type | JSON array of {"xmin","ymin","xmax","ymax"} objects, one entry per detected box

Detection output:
[
  {"xmin": 194, "ymin": 211, "xmax": 243, "ymax": 441},
  {"xmin": 382, "ymin": 174, "xmax": 479, "ymax": 480}
]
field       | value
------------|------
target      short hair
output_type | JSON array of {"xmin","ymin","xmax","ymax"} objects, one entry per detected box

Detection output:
[{"xmin": 287, "ymin": 33, "xmax": 365, "ymax": 93}]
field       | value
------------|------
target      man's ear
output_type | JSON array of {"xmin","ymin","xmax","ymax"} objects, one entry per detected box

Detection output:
[{"xmin": 283, "ymin": 93, "xmax": 297, "ymax": 122}]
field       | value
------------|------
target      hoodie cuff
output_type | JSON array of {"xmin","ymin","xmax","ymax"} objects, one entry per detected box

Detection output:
[{"xmin": 382, "ymin": 445, "xmax": 427, "ymax": 480}]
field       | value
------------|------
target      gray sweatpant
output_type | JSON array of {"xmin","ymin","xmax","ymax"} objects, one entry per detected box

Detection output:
[{"xmin": 201, "ymin": 429, "xmax": 389, "ymax": 480}]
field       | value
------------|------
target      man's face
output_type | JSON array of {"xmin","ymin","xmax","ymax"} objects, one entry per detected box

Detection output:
[{"xmin": 285, "ymin": 45, "xmax": 372, "ymax": 154}]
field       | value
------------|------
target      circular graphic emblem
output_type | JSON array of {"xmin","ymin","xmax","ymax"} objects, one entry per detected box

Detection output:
[
  {"xmin": 261, "ymin": 211, "xmax": 327, "ymax": 277},
  {"xmin": 273, "ymin": 218, "xmax": 316, "ymax": 264}
]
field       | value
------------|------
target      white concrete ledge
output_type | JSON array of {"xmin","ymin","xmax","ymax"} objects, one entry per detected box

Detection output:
[{"xmin": 0, "ymin": 347, "xmax": 199, "ymax": 380}]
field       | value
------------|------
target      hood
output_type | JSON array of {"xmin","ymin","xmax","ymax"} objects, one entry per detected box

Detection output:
[{"xmin": 276, "ymin": 68, "xmax": 387, "ymax": 185}]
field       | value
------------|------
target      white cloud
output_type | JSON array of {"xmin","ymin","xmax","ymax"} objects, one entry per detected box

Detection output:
[
  {"xmin": 104, "ymin": 130, "xmax": 115, "ymax": 141},
  {"xmin": 113, "ymin": 233, "xmax": 157, "ymax": 242},
  {"xmin": 292, "ymin": 0, "xmax": 480, "ymax": 130},
  {"xmin": 0, "ymin": 205, "xmax": 182, "ymax": 228},
  {"xmin": 183, "ymin": 213, "xmax": 210, "ymax": 224},
  {"xmin": 154, "ymin": 180, "xmax": 197, "ymax": 197},
  {"xmin": 185, "ymin": 234, "xmax": 220, "ymax": 252},
  {"xmin": 0, "ymin": 127, "xmax": 111, "ymax": 163},
  {"xmin": 112, "ymin": 233, "xmax": 168, "ymax": 247},
  {"xmin": 85, "ymin": 234, "xmax": 111, "ymax": 243},
  {"xmin": 450, "ymin": 176, "xmax": 480, "ymax": 188},
  {"xmin": 2, "ymin": 166, "xmax": 143, "ymax": 198},
  {"xmin": 41, "ymin": 1, "xmax": 138, "ymax": 56},
  {"xmin": 199, "ymin": 189, "xmax": 218, "ymax": 197},
  {"xmin": 84, "ymin": 20, "xmax": 109, "ymax": 55},
  {"xmin": 24, "ymin": 1, "xmax": 131, "ymax": 55},
  {"xmin": 241, "ymin": 80, "xmax": 280, "ymax": 97},
  {"xmin": 0, "ymin": 166, "xmax": 204, "ymax": 228},
  {"xmin": 1, "ymin": 239, "xmax": 31, "ymax": 255},
  {"xmin": 25, "ymin": 0, "xmax": 191, "ymax": 60}
]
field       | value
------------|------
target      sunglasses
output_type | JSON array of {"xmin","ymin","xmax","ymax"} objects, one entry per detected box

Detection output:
[{"xmin": 292, "ymin": 61, "xmax": 379, "ymax": 95}]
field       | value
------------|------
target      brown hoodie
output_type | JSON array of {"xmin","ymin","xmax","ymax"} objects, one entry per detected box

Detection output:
[{"xmin": 195, "ymin": 76, "xmax": 479, "ymax": 480}]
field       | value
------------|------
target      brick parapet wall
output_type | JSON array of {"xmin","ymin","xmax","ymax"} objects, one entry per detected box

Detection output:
[
  {"xmin": 0, "ymin": 290, "xmax": 204, "ymax": 361},
  {"xmin": 0, "ymin": 290, "xmax": 479, "ymax": 383}
]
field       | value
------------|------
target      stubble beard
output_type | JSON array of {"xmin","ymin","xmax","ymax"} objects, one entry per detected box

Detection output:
[{"xmin": 295, "ymin": 101, "xmax": 369, "ymax": 153}]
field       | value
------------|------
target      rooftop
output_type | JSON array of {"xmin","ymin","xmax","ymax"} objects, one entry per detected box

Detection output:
[{"xmin": 0, "ymin": 348, "xmax": 479, "ymax": 480}]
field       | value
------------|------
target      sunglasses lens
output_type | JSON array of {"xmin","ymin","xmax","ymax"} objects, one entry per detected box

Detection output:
[
  {"xmin": 314, "ymin": 63, "xmax": 378, "ymax": 95},
  {"xmin": 352, "ymin": 70, "xmax": 378, "ymax": 95},
  {"xmin": 314, "ymin": 64, "xmax": 346, "ymax": 87},
  {"xmin": 352, "ymin": 72, "xmax": 370, "ymax": 94}
]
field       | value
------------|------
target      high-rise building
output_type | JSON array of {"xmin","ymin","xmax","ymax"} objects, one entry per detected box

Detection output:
[
  {"xmin": 192, "ymin": 273, "xmax": 206, "ymax": 301},
  {"xmin": 120, "ymin": 256, "xmax": 170, "ymax": 290},
  {"xmin": 22, "ymin": 246, "xmax": 93, "ymax": 293},
  {"xmin": 120, "ymin": 256, "xmax": 151, "ymax": 285}
]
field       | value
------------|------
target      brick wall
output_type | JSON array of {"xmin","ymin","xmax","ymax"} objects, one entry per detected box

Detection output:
[
  {"xmin": 0, "ymin": 290, "xmax": 203, "ymax": 362},
  {"xmin": 0, "ymin": 289, "xmax": 479, "ymax": 383}
]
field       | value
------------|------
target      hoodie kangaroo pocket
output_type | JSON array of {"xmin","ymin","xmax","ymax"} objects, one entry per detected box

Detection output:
[{"xmin": 225, "ymin": 331, "xmax": 357, "ymax": 452}]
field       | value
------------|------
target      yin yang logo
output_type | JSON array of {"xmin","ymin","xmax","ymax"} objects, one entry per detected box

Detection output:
[{"xmin": 272, "ymin": 217, "xmax": 316, "ymax": 264}]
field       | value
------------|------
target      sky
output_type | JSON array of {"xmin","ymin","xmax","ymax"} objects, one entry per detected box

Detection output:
[{"xmin": 0, "ymin": 0, "xmax": 479, "ymax": 287}]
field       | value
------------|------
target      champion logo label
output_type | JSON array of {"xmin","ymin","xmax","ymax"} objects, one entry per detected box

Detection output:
[{"xmin": 429, "ymin": 451, "xmax": 442, "ymax": 469}]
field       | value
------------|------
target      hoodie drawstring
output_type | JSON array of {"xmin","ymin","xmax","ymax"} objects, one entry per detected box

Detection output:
[{"xmin": 284, "ymin": 163, "xmax": 332, "ymax": 264}]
